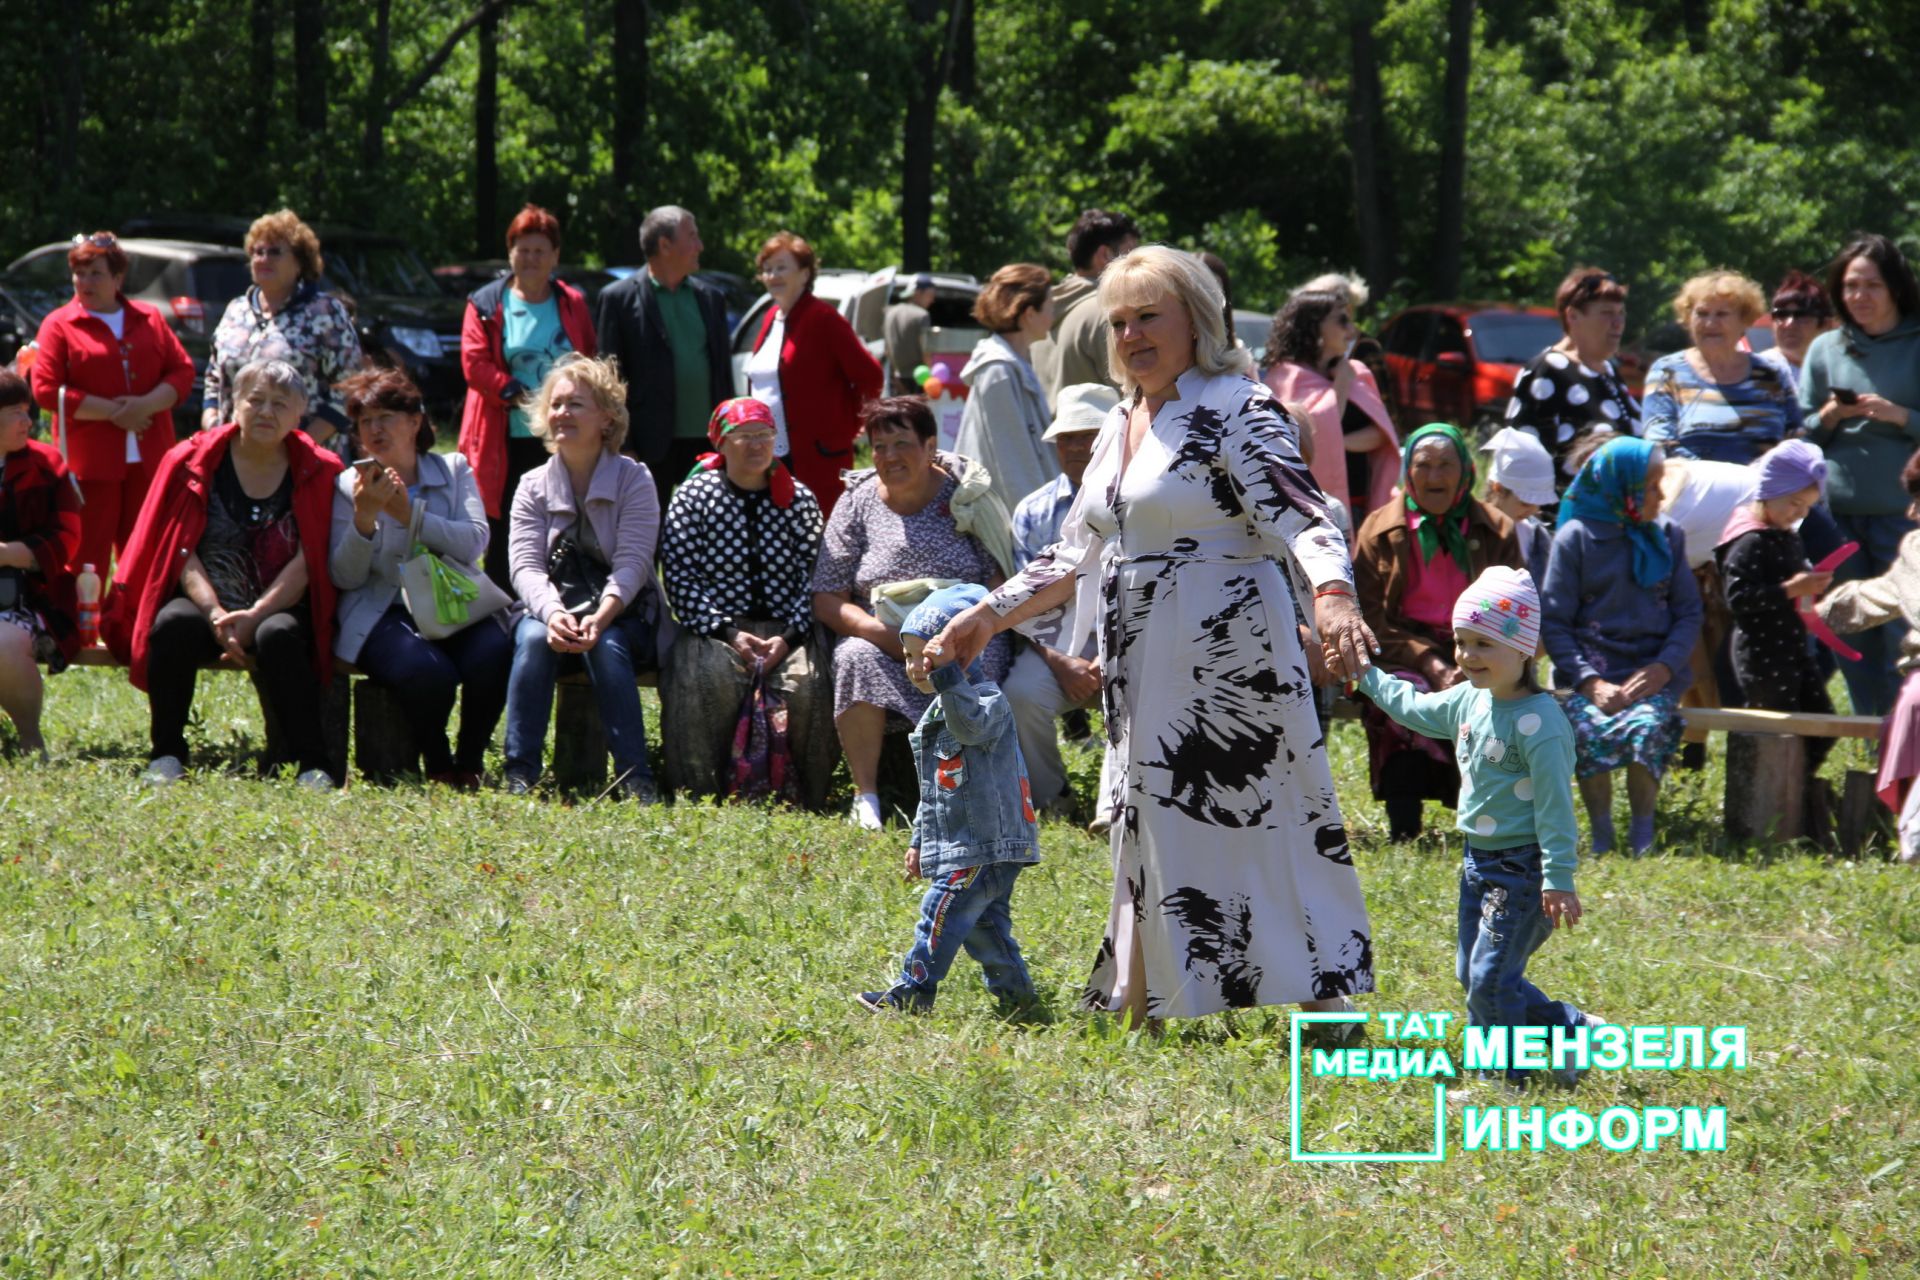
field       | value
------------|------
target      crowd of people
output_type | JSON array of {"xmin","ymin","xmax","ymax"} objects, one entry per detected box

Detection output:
[{"xmin": 5, "ymin": 202, "xmax": 1919, "ymax": 1038}]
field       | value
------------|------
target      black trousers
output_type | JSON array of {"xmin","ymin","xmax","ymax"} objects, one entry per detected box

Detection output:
[{"xmin": 147, "ymin": 595, "xmax": 328, "ymax": 776}]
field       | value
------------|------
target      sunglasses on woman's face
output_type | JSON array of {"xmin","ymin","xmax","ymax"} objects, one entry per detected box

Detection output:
[{"xmin": 1771, "ymin": 308, "xmax": 1824, "ymax": 322}]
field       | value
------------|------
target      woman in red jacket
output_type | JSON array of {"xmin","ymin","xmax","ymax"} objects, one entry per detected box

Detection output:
[
  {"xmin": 29, "ymin": 231, "xmax": 195, "ymax": 575},
  {"xmin": 0, "ymin": 372, "xmax": 81, "ymax": 761},
  {"xmin": 744, "ymin": 232, "xmax": 884, "ymax": 514},
  {"xmin": 456, "ymin": 204, "xmax": 597, "ymax": 590},
  {"xmin": 104, "ymin": 359, "xmax": 344, "ymax": 788}
]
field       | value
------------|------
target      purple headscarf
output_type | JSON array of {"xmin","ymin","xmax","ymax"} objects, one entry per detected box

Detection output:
[{"xmin": 1753, "ymin": 439, "xmax": 1827, "ymax": 501}]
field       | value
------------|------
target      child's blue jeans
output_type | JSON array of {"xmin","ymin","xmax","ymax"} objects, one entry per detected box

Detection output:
[
  {"xmin": 1457, "ymin": 842, "xmax": 1584, "ymax": 1083},
  {"xmin": 894, "ymin": 862, "xmax": 1034, "ymax": 1006}
]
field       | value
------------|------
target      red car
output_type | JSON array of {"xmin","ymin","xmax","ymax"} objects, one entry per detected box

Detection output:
[{"xmin": 1375, "ymin": 303, "xmax": 1564, "ymax": 435}]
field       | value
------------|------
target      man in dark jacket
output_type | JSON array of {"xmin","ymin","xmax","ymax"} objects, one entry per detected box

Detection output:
[{"xmin": 593, "ymin": 206, "xmax": 734, "ymax": 504}]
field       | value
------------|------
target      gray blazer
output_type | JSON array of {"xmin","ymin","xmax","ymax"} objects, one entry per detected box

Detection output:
[{"xmin": 329, "ymin": 450, "xmax": 493, "ymax": 662}]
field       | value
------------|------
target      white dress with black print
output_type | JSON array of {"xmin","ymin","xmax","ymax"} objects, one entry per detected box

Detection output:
[{"xmin": 987, "ymin": 369, "xmax": 1375, "ymax": 1018}]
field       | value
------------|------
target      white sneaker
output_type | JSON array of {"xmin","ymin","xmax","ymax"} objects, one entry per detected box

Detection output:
[
  {"xmin": 141, "ymin": 755, "xmax": 186, "ymax": 786},
  {"xmin": 295, "ymin": 768, "xmax": 337, "ymax": 792},
  {"xmin": 850, "ymin": 793, "xmax": 884, "ymax": 831}
]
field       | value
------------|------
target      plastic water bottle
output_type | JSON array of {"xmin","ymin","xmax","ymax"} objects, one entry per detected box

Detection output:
[{"xmin": 75, "ymin": 563, "xmax": 101, "ymax": 648}]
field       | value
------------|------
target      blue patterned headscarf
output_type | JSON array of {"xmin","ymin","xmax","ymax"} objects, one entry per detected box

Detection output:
[{"xmin": 1558, "ymin": 436, "xmax": 1671, "ymax": 588}]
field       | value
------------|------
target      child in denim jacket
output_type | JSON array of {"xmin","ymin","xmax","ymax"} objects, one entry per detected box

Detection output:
[
  {"xmin": 1340, "ymin": 565, "xmax": 1602, "ymax": 1084},
  {"xmin": 857, "ymin": 583, "xmax": 1040, "ymax": 1015}
]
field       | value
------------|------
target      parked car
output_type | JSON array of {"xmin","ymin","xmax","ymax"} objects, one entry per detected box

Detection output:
[
  {"xmin": 1233, "ymin": 308, "xmax": 1273, "ymax": 365},
  {"xmin": 119, "ymin": 215, "xmax": 469, "ymax": 421},
  {"xmin": 432, "ymin": 261, "xmax": 623, "ymax": 306},
  {"xmin": 1376, "ymin": 303, "xmax": 1564, "ymax": 436},
  {"xmin": 4, "ymin": 236, "xmax": 250, "ymax": 434}
]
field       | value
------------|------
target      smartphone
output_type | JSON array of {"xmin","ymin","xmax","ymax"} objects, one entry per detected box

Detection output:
[
  {"xmin": 352, "ymin": 457, "xmax": 384, "ymax": 478},
  {"xmin": 1833, "ymin": 387, "xmax": 1860, "ymax": 405}
]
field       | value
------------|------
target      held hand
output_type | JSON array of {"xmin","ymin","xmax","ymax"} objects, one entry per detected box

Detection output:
[
  {"xmin": 352, "ymin": 464, "xmax": 395, "ymax": 527},
  {"xmin": 1542, "ymin": 889, "xmax": 1583, "ymax": 930},
  {"xmin": 1315, "ymin": 589, "xmax": 1379, "ymax": 680},
  {"xmin": 904, "ymin": 846, "xmax": 921, "ymax": 880},
  {"xmin": 1784, "ymin": 570, "xmax": 1834, "ymax": 600},
  {"xmin": 547, "ymin": 612, "xmax": 586, "ymax": 652},
  {"xmin": 925, "ymin": 602, "xmax": 995, "ymax": 672},
  {"xmin": 577, "ymin": 598, "xmax": 622, "ymax": 650},
  {"xmin": 1300, "ymin": 625, "xmax": 1337, "ymax": 688},
  {"xmin": 381, "ymin": 469, "xmax": 412, "ymax": 523},
  {"xmin": 1048, "ymin": 651, "xmax": 1102, "ymax": 704},
  {"xmin": 209, "ymin": 607, "xmax": 249, "ymax": 661},
  {"xmin": 1581, "ymin": 677, "xmax": 1630, "ymax": 715},
  {"xmin": 729, "ymin": 631, "xmax": 763, "ymax": 667},
  {"xmin": 761, "ymin": 635, "xmax": 791, "ymax": 669},
  {"xmin": 109, "ymin": 397, "xmax": 149, "ymax": 431}
]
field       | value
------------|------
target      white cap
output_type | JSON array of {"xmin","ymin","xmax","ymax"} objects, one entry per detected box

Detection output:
[
  {"xmin": 1480, "ymin": 427, "xmax": 1558, "ymax": 507},
  {"xmin": 1043, "ymin": 383, "xmax": 1121, "ymax": 441}
]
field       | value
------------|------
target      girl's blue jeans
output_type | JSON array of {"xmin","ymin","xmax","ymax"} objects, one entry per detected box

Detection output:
[
  {"xmin": 893, "ymin": 862, "xmax": 1034, "ymax": 1006},
  {"xmin": 1457, "ymin": 842, "xmax": 1584, "ymax": 1083}
]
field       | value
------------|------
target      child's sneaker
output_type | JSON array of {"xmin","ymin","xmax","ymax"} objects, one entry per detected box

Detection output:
[{"xmin": 857, "ymin": 987, "xmax": 933, "ymax": 1014}]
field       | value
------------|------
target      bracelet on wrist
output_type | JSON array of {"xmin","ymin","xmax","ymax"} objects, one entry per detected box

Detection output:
[{"xmin": 1314, "ymin": 584, "xmax": 1354, "ymax": 600}]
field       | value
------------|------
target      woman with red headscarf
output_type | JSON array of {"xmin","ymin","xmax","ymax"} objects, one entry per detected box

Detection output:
[
  {"xmin": 658, "ymin": 397, "xmax": 832, "ymax": 806},
  {"xmin": 29, "ymin": 231, "xmax": 194, "ymax": 574}
]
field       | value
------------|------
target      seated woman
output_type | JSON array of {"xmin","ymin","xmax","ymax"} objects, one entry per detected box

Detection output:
[
  {"xmin": 659, "ymin": 398, "xmax": 832, "ymax": 807},
  {"xmin": 1817, "ymin": 448, "xmax": 1920, "ymax": 864},
  {"xmin": 330, "ymin": 368, "xmax": 513, "ymax": 789},
  {"xmin": 811, "ymin": 395, "xmax": 1014, "ymax": 831},
  {"xmin": 502, "ymin": 356, "xmax": 673, "ymax": 801},
  {"xmin": 0, "ymin": 371, "xmax": 82, "ymax": 761},
  {"xmin": 105, "ymin": 360, "xmax": 344, "ymax": 787},
  {"xmin": 1641, "ymin": 271, "xmax": 1797, "ymax": 465},
  {"xmin": 1352, "ymin": 423, "xmax": 1522, "ymax": 840},
  {"xmin": 1541, "ymin": 437, "xmax": 1703, "ymax": 855}
]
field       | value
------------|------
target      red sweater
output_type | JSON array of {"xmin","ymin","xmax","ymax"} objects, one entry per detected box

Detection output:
[
  {"xmin": 455, "ymin": 276, "xmax": 597, "ymax": 518},
  {"xmin": 101, "ymin": 424, "xmax": 343, "ymax": 690},
  {"xmin": 752, "ymin": 292, "xmax": 884, "ymax": 514},
  {"xmin": 0, "ymin": 441, "xmax": 83, "ymax": 664},
  {"xmin": 30, "ymin": 295, "xmax": 195, "ymax": 481}
]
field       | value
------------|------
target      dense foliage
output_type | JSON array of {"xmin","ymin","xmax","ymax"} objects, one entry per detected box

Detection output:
[{"xmin": 7, "ymin": 0, "xmax": 1919, "ymax": 326}]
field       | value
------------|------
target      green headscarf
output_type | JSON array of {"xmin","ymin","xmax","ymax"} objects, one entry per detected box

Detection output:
[{"xmin": 1401, "ymin": 422, "xmax": 1477, "ymax": 576}]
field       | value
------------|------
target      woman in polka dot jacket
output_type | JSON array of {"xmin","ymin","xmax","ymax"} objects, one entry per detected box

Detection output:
[{"xmin": 1340, "ymin": 565, "xmax": 1599, "ymax": 1083}]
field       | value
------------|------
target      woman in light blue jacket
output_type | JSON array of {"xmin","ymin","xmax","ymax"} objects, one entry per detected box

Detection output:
[{"xmin": 330, "ymin": 369, "xmax": 513, "ymax": 788}]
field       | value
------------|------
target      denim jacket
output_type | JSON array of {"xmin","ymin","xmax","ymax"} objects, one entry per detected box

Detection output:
[{"xmin": 909, "ymin": 662, "xmax": 1040, "ymax": 878}]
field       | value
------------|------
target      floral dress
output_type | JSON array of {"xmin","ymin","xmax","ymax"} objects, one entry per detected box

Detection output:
[
  {"xmin": 987, "ymin": 369, "xmax": 1375, "ymax": 1018},
  {"xmin": 205, "ymin": 284, "xmax": 364, "ymax": 434}
]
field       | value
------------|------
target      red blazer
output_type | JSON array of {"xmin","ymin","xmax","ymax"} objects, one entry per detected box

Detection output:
[
  {"xmin": 0, "ymin": 441, "xmax": 82, "ymax": 664},
  {"xmin": 456, "ymin": 276, "xmax": 597, "ymax": 518},
  {"xmin": 752, "ymin": 292, "xmax": 884, "ymax": 514},
  {"xmin": 101, "ymin": 424, "xmax": 343, "ymax": 691},
  {"xmin": 30, "ymin": 295, "xmax": 195, "ymax": 481}
]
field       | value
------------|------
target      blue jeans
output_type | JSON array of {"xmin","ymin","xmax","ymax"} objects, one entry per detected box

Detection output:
[
  {"xmin": 354, "ymin": 606, "xmax": 513, "ymax": 773},
  {"xmin": 1457, "ymin": 843, "xmax": 1583, "ymax": 1082},
  {"xmin": 894, "ymin": 862, "xmax": 1034, "ymax": 1005},
  {"xmin": 503, "ymin": 612, "xmax": 656, "ymax": 782},
  {"xmin": 1828, "ymin": 508, "xmax": 1915, "ymax": 717}
]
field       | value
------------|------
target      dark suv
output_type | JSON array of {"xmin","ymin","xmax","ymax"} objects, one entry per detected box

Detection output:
[{"xmin": 121, "ymin": 215, "xmax": 470, "ymax": 420}]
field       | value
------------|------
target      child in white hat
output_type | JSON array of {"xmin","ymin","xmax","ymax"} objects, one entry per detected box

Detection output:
[
  {"xmin": 1339, "ymin": 565, "xmax": 1601, "ymax": 1084},
  {"xmin": 1481, "ymin": 426, "xmax": 1559, "ymax": 588}
]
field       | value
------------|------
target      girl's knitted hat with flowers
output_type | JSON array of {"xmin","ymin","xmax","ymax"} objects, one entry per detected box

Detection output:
[{"xmin": 1452, "ymin": 564, "xmax": 1541, "ymax": 657}]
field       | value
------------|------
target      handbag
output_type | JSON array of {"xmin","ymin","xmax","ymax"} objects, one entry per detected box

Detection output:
[
  {"xmin": 547, "ymin": 527, "xmax": 611, "ymax": 619},
  {"xmin": 726, "ymin": 657, "xmax": 798, "ymax": 804},
  {"xmin": 398, "ymin": 504, "xmax": 512, "ymax": 639}
]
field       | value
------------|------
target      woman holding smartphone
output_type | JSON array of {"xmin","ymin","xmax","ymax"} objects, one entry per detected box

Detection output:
[
  {"xmin": 1797, "ymin": 233, "xmax": 1920, "ymax": 717},
  {"xmin": 1260, "ymin": 289, "xmax": 1399, "ymax": 523}
]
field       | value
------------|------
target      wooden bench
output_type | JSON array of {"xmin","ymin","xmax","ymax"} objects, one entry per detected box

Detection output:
[{"xmin": 1677, "ymin": 706, "xmax": 1888, "ymax": 855}]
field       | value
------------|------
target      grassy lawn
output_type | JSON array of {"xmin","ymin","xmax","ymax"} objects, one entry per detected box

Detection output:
[{"xmin": 0, "ymin": 669, "xmax": 1915, "ymax": 1277}]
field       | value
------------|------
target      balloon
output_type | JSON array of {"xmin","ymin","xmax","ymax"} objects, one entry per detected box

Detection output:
[
  {"xmin": 931, "ymin": 362, "xmax": 955, "ymax": 383},
  {"xmin": 912, "ymin": 363, "xmax": 932, "ymax": 383},
  {"xmin": 922, "ymin": 378, "xmax": 946, "ymax": 399}
]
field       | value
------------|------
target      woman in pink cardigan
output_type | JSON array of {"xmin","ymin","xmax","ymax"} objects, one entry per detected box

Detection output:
[
  {"xmin": 1261, "ymin": 288, "xmax": 1399, "ymax": 524},
  {"xmin": 502, "ymin": 356, "xmax": 675, "ymax": 802}
]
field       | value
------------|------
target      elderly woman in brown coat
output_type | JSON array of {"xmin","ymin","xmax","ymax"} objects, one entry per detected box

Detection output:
[{"xmin": 1352, "ymin": 422, "xmax": 1523, "ymax": 840}]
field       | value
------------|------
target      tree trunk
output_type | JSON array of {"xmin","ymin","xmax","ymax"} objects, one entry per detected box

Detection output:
[
  {"xmin": 1431, "ymin": 0, "xmax": 1473, "ymax": 299},
  {"xmin": 609, "ymin": 0, "xmax": 650, "ymax": 261},
  {"xmin": 361, "ymin": 0, "xmax": 393, "ymax": 187},
  {"xmin": 249, "ymin": 0, "xmax": 276, "ymax": 159},
  {"xmin": 1345, "ymin": 0, "xmax": 1398, "ymax": 294},
  {"xmin": 293, "ymin": 0, "xmax": 328, "ymax": 138},
  {"xmin": 475, "ymin": 4, "xmax": 500, "ymax": 257},
  {"xmin": 901, "ymin": 0, "xmax": 944, "ymax": 273},
  {"xmin": 942, "ymin": 0, "xmax": 975, "ymax": 104}
]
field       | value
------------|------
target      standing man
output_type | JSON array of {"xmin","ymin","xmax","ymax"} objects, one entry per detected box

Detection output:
[
  {"xmin": 885, "ymin": 273, "xmax": 937, "ymax": 395},
  {"xmin": 1001, "ymin": 384, "xmax": 1119, "ymax": 821},
  {"xmin": 593, "ymin": 206, "xmax": 734, "ymax": 506},
  {"xmin": 1033, "ymin": 209, "xmax": 1140, "ymax": 409}
]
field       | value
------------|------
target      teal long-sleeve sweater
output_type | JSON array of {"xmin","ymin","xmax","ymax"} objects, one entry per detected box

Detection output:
[
  {"xmin": 1798, "ymin": 315, "xmax": 1920, "ymax": 515},
  {"xmin": 1357, "ymin": 666, "xmax": 1580, "ymax": 891}
]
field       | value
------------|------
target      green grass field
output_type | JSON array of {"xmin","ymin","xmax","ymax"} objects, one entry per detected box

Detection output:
[{"xmin": 1, "ymin": 669, "xmax": 1915, "ymax": 1277}]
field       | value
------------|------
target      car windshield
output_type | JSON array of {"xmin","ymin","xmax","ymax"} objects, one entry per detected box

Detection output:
[
  {"xmin": 329, "ymin": 244, "xmax": 445, "ymax": 297},
  {"xmin": 1468, "ymin": 311, "xmax": 1563, "ymax": 364},
  {"xmin": 190, "ymin": 258, "xmax": 253, "ymax": 309}
]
